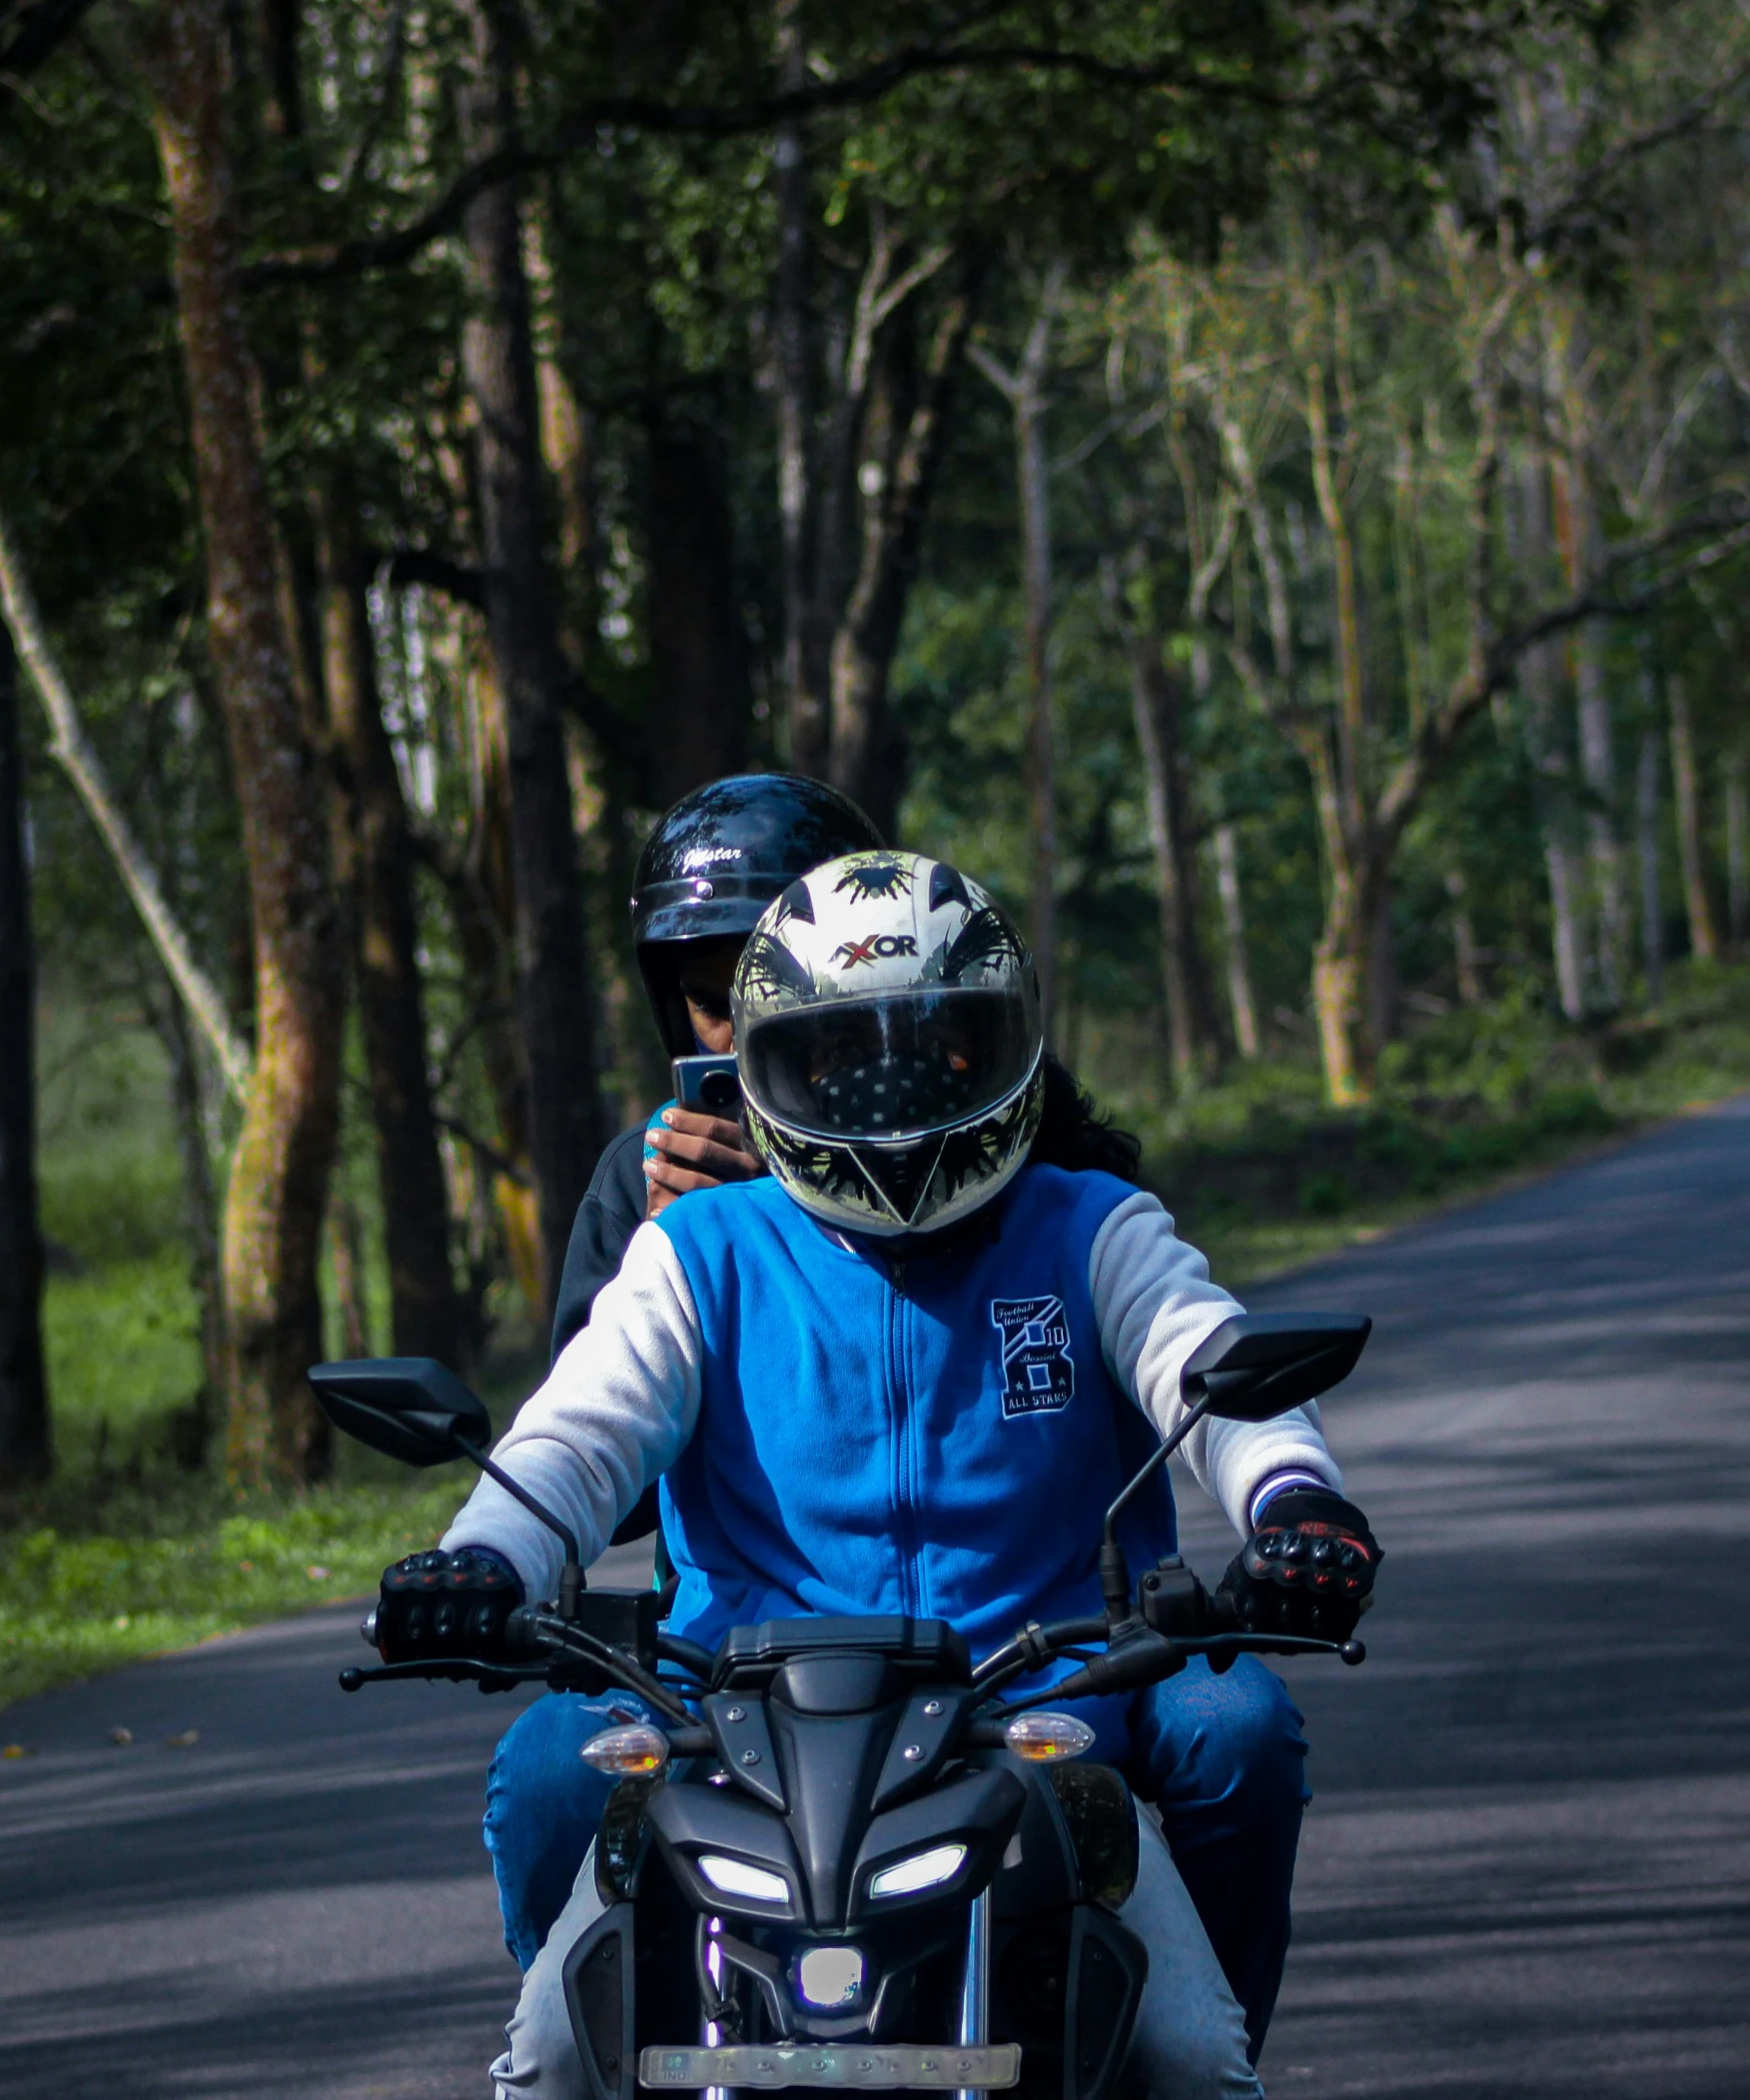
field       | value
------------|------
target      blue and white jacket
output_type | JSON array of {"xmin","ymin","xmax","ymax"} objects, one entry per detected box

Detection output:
[{"xmin": 444, "ymin": 1166, "xmax": 1341, "ymax": 1661}]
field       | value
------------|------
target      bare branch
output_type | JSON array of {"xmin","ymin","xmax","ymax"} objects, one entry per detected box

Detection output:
[
  {"xmin": 1528, "ymin": 52, "xmax": 1750, "ymax": 247},
  {"xmin": 0, "ymin": 501, "xmax": 253, "ymax": 1100},
  {"xmin": 434, "ymin": 1112, "xmax": 532, "ymax": 1190},
  {"xmin": 1372, "ymin": 506, "xmax": 1750, "ymax": 854},
  {"xmin": 381, "ymin": 544, "xmax": 483, "ymax": 606}
]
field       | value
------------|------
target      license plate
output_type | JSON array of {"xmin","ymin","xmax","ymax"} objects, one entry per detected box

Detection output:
[{"xmin": 638, "ymin": 2043, "xmax": 1022, "ymax": 2089}]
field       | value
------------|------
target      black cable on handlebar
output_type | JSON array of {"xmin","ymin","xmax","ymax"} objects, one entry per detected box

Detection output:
[
  {"xmin": 657, "ymin": 1631, "xmax": 715, "ymax": 1683},
  {"xmin": 971, "ymin": 1615, "xmax": 1111, "ymax": 1694},
  {"xmin": 520, "ymin": 1611, "xmax": 696, "ymax": 1724}
]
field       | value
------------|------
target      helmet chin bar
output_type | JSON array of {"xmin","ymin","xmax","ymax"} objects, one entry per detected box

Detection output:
[
  {"xmin": 849, "ymin": 1132, "xmax": 949, "ymax": 1228},
  {"xmin": 746, "ymin": 1063, "xmax": 1043, "ymax": 1240}
]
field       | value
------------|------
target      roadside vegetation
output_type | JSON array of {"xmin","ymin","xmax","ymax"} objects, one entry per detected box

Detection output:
[{"xmin": 9, "ymin": 959, "xmax": 1750, "ymax": 1715}]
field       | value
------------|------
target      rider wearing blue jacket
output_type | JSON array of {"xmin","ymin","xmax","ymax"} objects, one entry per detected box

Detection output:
[{"xmin": 401, "ymin": 851, "xmax": 1380, "ymax": 2100}]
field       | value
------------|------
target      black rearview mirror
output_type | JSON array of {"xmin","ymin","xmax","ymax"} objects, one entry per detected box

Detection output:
[
  {"xmin": 308, "ymin": 1357, "xmax": 490, "ymax": 1468},
  {"xmin": 1180, "ymin": 1313, "xmax": 1371, "ymax": 1423}
]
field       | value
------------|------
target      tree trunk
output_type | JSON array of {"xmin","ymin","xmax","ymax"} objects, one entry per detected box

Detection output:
[
  {"xmin": 1122, "ymin": 631, "xmax": 1189, "ymax": 1081},
  {"xmin": 327, "ymin": 1193, "xmax": 371, "ymax": 1361},
  {"xmin": 154, "ymin": 984, "xmax": 224, "ymax": 1469},
  {"xmin": 1214, "ymin": 823, "xmax": 1260, "ymax": 1059},
  {"xmin": 316, "ymin": 496, "xmax": 462, "ymax": 1365},
  {"xmin": 0, "ymin": 504, "xmax": 251, "ymax": 1097},
  {"xmin": 1668, "ymin": 674, "xmax": 1718, "ymax": 962},
  {"xmin": 772, "ymin": 0, "xmax": 828, "ymax": 777},
  {"xmin": 456, "ymin": 0, "xmax": 608, "ymax": 1315},
  {"xmin": 0, "ymin": 624, "xmax": 49, "ymax": 1486},
  {"xmin": 1550, "ymin": 444, "xmax": 1626, "ymax": 1005},
  {"xmin": 1445, "ymin": 867, "xmax": 1483, "ymax": 1005},
  {"xmin": 1726, "ymin": 750, "xmax": 1748, "ymax": 950},
  {"xmin": 645, "ymin": 417, "xmax": 752, "ymax": 804},
  {"xmin": 970, "ymin": 265, "xmax": 1064, "ymax": 1039},
  {"xmin": 146, "ymin": 0, "xmax": 345, "ymax": 1486},
  {"xmin": 1017, "ymin": 376, "xmax": 1057, "ymax": 1045},
  {"xmin": 1103, "ymin": 558, "xmax": 1214, "ymax": 1083},
  {"xmin": 1635, "ymin": 720, "xmax": 1664, "ymax": 1000},
  {"xmin": 1516, "ymin": 454, "xmax": 1586, "ymax": 1020},
  {"xmin": 830, "ymin": 265, "xmax": 979, "ymax": 837}
]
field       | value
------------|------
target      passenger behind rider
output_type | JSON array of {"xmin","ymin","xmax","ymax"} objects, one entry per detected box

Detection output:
[
  {"xmin": 377, "ymin": 848, "xmax": 1381, "ymax": 2100},
  {"xmin": 495, "ymin": 776, "xmax": 1144, "ymax": 1977}
]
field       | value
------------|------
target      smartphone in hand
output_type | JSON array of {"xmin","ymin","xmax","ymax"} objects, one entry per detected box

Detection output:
[{"xmin": 671, "ymin": 1053, "xmax": 741, "ymax": 1115}]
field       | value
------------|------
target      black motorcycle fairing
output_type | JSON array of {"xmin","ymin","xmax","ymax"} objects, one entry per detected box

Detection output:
[
  {"xmin": 870, "ymin": 1685, "xmax": 983, "ymax": 1811},
  {"xmin": 562, "ymin": 1903, "xmax": 636, "ymax": 2100},
  {"xmin": 767, "ymin": 1696, "xmax": 909, "ymax": 1920},
  {"xmin": 846, "ymin": 1764, "xmax": 1026, "ymax": 1926},
  {"xmin": 646, "ymin": 1783, "xmax": 808, "ymax": 1920},
  {"xmin": 702, "ymin": 1691, "xmax": 786, "ymax": 1811},
  {"xmin": 1067, "ymin": 1905, "xmax": 1149, "ymax": 2100}
]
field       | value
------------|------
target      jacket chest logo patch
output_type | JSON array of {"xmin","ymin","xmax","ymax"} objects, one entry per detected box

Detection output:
[{"xmin": 990, "ymin": 1296, "xmax": 1076, "ymax": 1417}]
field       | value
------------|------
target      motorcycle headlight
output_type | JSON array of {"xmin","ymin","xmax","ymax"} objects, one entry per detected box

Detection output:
[
  {"xmin": 794, "ymin": 1945, "xmax": 867, "ymax": 2008},
  {"xmin": 696, "ymin": 1853, "xmax": 790, "ymax": 1904},
  {"xmin": 867, "ymin": 1842, "xmax": 967, "ymax": 1898}
]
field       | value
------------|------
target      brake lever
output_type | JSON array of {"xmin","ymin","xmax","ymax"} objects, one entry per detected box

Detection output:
[
  {"xmin": 338, "ymin": 1658, "xmax": 553, "ymax": 1694},
  {"xmin": 1175, "ymin": 1632, "xmax": 1366, "ymax": 1665}
]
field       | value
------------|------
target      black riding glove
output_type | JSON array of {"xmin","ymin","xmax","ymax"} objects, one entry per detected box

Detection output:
[
  {"xmin": 374, "ymin": 1547, "xmax": 524, "ymax": 1664},
  {"xmin": 1217, "ymin": 1488, "xmax": 1381, "ymax": 1642}
]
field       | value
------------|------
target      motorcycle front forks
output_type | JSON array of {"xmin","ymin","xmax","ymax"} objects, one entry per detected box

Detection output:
[{"xmin": 955, "ymin": 1888, "xmax": 992, "ymax": 2100}]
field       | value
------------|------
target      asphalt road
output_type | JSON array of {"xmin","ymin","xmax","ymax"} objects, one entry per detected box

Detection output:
[{"xmin": 4, "ymin": 1100, "xmax": 1749, "ymax": 2098}]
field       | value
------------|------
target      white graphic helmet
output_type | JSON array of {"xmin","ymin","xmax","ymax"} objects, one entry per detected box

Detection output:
[{"xmin": 731, "ymin": 851, "xmax": 1044, "ymax": 1237}]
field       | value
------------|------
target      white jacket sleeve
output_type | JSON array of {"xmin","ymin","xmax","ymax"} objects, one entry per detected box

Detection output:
[
  {"xmin": 1090, "ymin": 1192, "xmax": 1342, "ymax": 1538},
  {"xmin": 439, "ymin": 1222, "xmax": 703, "ymax": 1602}
]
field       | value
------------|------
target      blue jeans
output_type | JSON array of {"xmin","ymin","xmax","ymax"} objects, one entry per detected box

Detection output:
[{"xmin": 483, "ymin": 1655, "xmax": 1308, "ymax": 2060}]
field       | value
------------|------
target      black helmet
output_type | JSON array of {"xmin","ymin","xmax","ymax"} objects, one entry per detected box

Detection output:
[{"xmin": 630, "ymin": 773, "xmax": 884, "ymax": 1055}]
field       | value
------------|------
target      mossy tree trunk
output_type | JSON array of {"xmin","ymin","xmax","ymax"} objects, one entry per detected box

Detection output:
[
  {"xmin": 0, "ymin": 625, "xmax": 49, "ymax": 1487},
  {"xmin": 456, "ymin": 0, "xmax": 608, "ymax": 1315},
  {"xmin": 145, "ymin": 0, "xmax": 345, "ymax": 1486}
]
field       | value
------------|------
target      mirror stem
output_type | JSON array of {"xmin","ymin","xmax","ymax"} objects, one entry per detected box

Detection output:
[
  {"xmin": 1099, "ymin": 1394, "xmax": 1213, "ymax": 1624},
  {"xmin": 453, "ymin": 1437, "xmax": 584, "ymax": 1621}
]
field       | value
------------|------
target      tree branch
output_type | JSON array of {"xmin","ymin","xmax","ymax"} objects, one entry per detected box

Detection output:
[
  {"xmin": 235, "ymin": 41, "xmax": 1296, "ymax": 292},
  {"xmin": 0, "ymin": 501, "xmax": 254, "ymax": 1101},
  {"xmin": 0, "ymin": 0, "xmax": 99, "ymax": 99},
  {"xmin": 380, "ymin": 544, "xmax": 484, "ymax": 606},
  {"xmin": 434, "ymin": 1111, "xmax": 531, "ymax": 1189},
  {"xmin": 1528, "ymin": 52, "xmax": 1750, "ymax": 247},
  {"xmin": 1372, "ymin": 506, "xmax": 1750, "ymax": 856}
]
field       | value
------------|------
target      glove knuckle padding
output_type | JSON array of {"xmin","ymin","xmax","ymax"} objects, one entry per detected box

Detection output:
[
  {"xmin": 1219, "ymin": 1489, "xmax": 1381, "ymax": 1642},
  {"xmin": 375, "ymin": 1547, "xmax": 521, "ymax": 1663}
]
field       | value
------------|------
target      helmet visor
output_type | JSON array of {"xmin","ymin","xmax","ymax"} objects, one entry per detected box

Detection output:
[{"xmin": 741, "ymin": 987, "xmax": 1039, "ymax": 1141}]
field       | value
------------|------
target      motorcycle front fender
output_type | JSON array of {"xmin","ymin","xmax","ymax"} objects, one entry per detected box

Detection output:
[{"xmin": 1066, "ymin": 1904, "xmax": 1148, "ymax": 2100}]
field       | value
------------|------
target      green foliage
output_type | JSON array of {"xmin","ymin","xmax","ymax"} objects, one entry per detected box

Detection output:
[
  {"xmin": 1147, "ymin": 959, "xmax": 1750, "ymax": 1284},
  {"xmin": 0, "ymin": 1478, "xmax": 465, "ymax": 1709}
]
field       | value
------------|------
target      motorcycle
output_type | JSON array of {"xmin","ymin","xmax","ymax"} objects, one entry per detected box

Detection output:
[{"xmin": 309, "ymin": 1308, "xmax": 1370, "ymax": 2100}]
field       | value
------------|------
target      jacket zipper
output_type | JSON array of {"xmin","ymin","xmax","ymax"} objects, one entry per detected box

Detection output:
[{"xmin": 887, "ymin": 1258, "xmax": 920, "ymax": 1616}]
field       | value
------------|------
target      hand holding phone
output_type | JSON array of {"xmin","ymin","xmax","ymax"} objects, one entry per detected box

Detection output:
[
  {"xmin": 644, "ymin": 1056, "xmax": 757, "ymax": 1219},
  {"xmin": 671, "ymin": 1053, "xmax": 741, "ymax": 1114}
]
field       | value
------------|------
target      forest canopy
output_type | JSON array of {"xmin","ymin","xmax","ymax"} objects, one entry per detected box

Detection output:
[{"xmin": 4, "ymin": 0, "xmax": 1749, "ymax": 1489}]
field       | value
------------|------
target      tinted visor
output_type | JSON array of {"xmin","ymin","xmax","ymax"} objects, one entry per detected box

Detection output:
[{"xmin": 741, "ymin": 988, "xmax": 1039, "ymax": 1140}]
